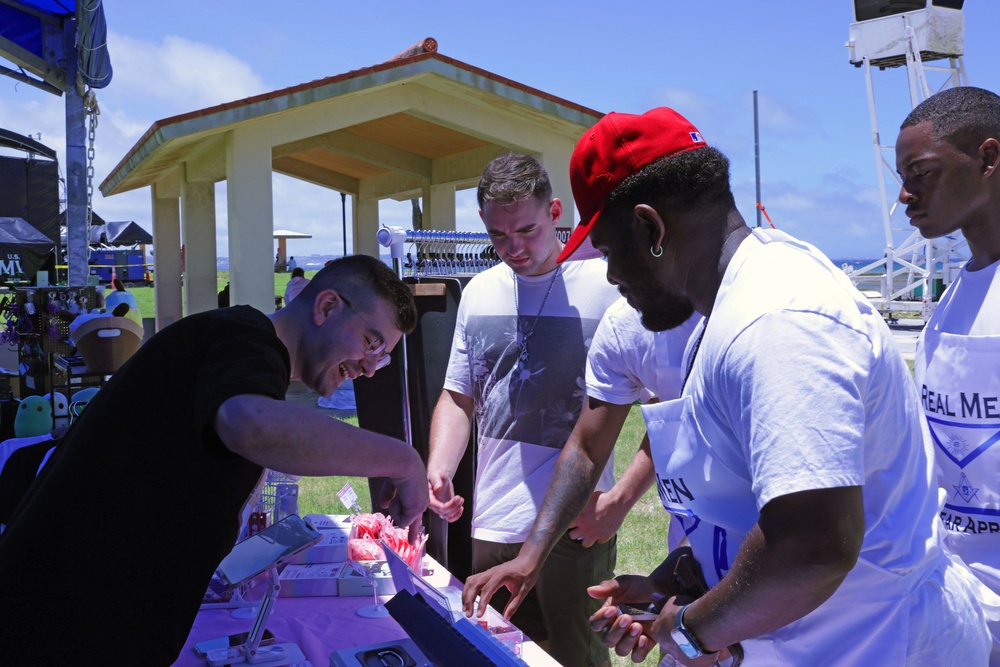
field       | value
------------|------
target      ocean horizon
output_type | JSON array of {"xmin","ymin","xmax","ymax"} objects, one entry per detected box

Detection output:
[{"xmin": 218, "ymin": 255, "xmax": 892, "ymax": 274}]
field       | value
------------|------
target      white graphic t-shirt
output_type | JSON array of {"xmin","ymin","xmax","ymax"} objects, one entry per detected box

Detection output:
[{"xmin": 444, "ymin": 259, "xmax": 618, "ymax": 543}]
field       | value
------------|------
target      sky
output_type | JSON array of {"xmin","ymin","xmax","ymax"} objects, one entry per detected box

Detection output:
[{"xmin": 2, "ymin": 0, "xmax": 999, "ymax": 262}]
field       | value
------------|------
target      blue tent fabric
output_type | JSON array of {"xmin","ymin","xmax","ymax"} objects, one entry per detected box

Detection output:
[{"xmin": 0, "ymin": 0, "xmax": 112, "ymax": 91}]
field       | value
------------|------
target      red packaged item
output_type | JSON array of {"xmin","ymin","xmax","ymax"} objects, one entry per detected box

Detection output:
[{"xmin": 348, "ymin": 512, "xmax": 427, "ymax": 571}]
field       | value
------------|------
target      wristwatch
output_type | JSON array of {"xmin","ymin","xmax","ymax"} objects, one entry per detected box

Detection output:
[{"xmin": 671, "ymin": 603, "xmax": 713, "ymax": 659}]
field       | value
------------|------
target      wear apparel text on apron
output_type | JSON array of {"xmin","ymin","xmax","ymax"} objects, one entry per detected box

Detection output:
[{"xmin": 919, "ymin": 329, "xmax": 1000, "ymax": 594}]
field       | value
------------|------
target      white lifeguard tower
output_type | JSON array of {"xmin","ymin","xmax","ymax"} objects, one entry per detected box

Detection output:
[{"xmin": 845, "ymin": 0, "xmax": 969, "ymax": 320}]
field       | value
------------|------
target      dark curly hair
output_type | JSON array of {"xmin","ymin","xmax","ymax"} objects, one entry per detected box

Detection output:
[
  {"xmin": 902, "ymin": 86, "xmax": 1000, "ymax": 155},
  {"xmin": 604, "ymin": 146, "xmax": 735, "ymax": 218}
]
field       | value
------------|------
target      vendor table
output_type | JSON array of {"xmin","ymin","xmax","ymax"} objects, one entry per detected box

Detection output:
[{"xmin": 172, "ymin": 556, "xmax": 560, "ymax": 667}]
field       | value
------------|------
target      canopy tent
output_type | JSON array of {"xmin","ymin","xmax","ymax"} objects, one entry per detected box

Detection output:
[
  {"xmin": 0, "ymin": 216, "xmax": 56, "ymax": 280},
  {"xmin": 0, "ymin": 0, "xmax": 113, "ymax": 287},
  {"xmin": 274, "ymin": 230, "xmax": 312, "ymax": 270},
  {"xmin": 104, "ymin": 220, "xmax": 152, "ymax": 246}
]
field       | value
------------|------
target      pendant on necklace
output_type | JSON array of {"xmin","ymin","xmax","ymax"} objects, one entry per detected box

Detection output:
[{"xmin": 519, "ymin": 346, "xmax": 529, "ymax": 363}]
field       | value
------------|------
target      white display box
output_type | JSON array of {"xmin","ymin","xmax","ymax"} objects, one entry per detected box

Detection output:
[
  {"xmin": 303, "ymin": 513, "xmax": 354, "ymax": 533},
  {"xmin": 277, "ymin": 562, "xmax": 345, "ymax": 598},
  {"xmin": 337, "ymin": 560, "xmax": 395, "ymax": 597},
  {"xmin": 289, "ymin": 531, "xmax": 349, "ymax": 564}
]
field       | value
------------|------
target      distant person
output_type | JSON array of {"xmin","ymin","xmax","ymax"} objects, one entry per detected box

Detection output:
[
  {"xmin": 287, "ymin": 256, "xmax": 298, "ymax": 273},
  {"xmin": 0, "ymin": 255, "xmax": 428, "ymax": 666},
  {"xmin": 218, "ymin": 282, "xmax": 230, "ymax": 308},
  {"xmin": 565, "ymin": 106, "xmax": 992, "ymax": 665},
  {"xmin": 899, "ymin": 86, "xmax": 1000, "ymax": 664},
  {"xmin": 426, "ymin": 152, "xmax": 620, "ymax": 667},
  {"xmin": 284, "ymin": 267, "xmax": 309, "ymax": 305}
]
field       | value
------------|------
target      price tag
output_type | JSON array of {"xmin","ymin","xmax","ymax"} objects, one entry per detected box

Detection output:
[{"xmin": 337, "ymin": 483, "xmax": 361, "ymax": 513}]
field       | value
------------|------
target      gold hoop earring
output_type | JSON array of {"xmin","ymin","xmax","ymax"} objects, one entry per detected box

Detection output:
[{"xmin": 650, "ymin": 245, "xmax": 663, "ymax": 258}]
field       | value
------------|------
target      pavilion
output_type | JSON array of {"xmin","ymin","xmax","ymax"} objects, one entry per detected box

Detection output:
[{"xmin": 100, "ymin": 38, "xmax": 602, "ymax": 329}]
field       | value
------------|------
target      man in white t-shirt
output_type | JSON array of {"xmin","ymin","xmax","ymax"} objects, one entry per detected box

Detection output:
[
  {"xmin": 460, "ymin": 298, "xmax": 699, "ymax": 623},
  {"xmin": 561, "ymin": 106, "xmax": 992, "ymax": 665},
  {"xmin": 426, "ymin": 152, "xmax": 619, "ymax": 667},
  {"xmin": 899, "ymin": 86, "xmax": 1000, "ymax": 664}
]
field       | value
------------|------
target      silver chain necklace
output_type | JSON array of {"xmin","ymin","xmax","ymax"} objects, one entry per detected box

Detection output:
[{"xmin": 513, "ymin": 265, "xmax": 562, "ymax": 364}]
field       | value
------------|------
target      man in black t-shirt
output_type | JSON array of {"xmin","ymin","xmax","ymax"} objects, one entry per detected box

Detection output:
[{"xmin": 0, "ymin": 255, "xmax": 428, "ymax": 665}]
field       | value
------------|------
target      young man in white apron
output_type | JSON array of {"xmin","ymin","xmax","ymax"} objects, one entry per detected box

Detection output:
[
  {"xmin": 560, "ymin": 106, "xmax": 993, "ymax": 665},
  {"xmin": 899, "ymin": 86, "xmax": 1000, "ymax": 665}
]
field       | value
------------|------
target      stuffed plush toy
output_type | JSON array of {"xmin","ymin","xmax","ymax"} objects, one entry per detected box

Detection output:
[
  {"xmin": 43, "ymin": 392, "xmax": 69, "ymax": 429},
  {"xmin": 103, "ymin": 278, "xmax": 141, "ymax": 326},
  {"xmin": 14, "ymin": 396, "xmax": 53, "ymax": 438},
  {"xmin": 70, "ymin": 387, "xmax": 100, "ymax": 420}
]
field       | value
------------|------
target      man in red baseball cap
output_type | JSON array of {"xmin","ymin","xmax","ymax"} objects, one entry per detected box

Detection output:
[{"xmin": 569, "ymin": 107, "xmax": 993, "ymax": 665}]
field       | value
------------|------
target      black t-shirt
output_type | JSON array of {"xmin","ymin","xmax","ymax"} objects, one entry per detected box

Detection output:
[{"xmin": 0, "ymin": 306, "xmax": 290, "ymax": 665}]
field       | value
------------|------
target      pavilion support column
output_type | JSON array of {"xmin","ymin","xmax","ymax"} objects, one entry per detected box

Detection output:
[
  {"xmin": 181, "ymin": 173, "xmax": 218, "ymax": 315},
  {"xmin": 424, "ymin": 184, "xmax": 456, "ymax": 231},
  {"xmin": 543, "ymin": 151, "xmax": 574, "ymax": 229},
  {"xmin": 353, "ymin": 197, "xmax": 380, "ymax": 258},
  {"xmin": 226, "ymin": 128, "xmax": 275, "ymax": 312},
  {"xmin": 151, "ymin": 183, "xmax": 182, "ymax": 331}
]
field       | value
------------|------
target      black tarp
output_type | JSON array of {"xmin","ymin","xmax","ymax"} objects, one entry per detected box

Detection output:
[
  {"xmin": 0, "ymin": 217, "xmax": 55, "ymax": 280},
  {"xmin": 0, "ymin": 154, "xmax": 60, "ymax": 245},
  {"xmin": 104, "ymin": 220, "xmax": 152, "ymax": 246}
]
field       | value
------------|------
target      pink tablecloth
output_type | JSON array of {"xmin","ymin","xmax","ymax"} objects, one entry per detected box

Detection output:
[
  {"xmin": 174, "ymin": 595, "xmax": 409, "ymax": 666},
  {"xmin": 172, "ymin": 559, "xmax": 560, "ymax": 667}
]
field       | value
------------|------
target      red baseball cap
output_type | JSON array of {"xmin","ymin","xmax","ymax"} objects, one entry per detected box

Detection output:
[{"xmin": 557, "ymin": 107, "xmax": 707, "ymax": 263}]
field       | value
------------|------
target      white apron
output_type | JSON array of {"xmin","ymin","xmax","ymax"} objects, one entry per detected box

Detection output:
[
  {"xmin": 643, "ymin": 397, "xmax": 926, "ymax": 665},
  {"xmin": 640, "ymin": 230, "xmax": 948, "ymax": 665},
  {"xmin": 917, "ymin": 328, "xmax": 1000, "ymax": 665},
  {"xmin": 917, "ymin": 329, "xmax": 1000, "ymax": 595}
]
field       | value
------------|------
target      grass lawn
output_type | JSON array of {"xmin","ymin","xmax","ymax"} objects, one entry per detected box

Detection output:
[{"xmin": 125, "ymin": 269, "xmax": 320, "ymax": 319}]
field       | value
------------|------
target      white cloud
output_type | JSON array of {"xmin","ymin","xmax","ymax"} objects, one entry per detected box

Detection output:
[{"xmin": 107, "ymin": 31, "xmax": 266, "ymax": 113}]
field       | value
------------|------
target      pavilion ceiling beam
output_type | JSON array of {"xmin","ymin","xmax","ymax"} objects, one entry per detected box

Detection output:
[
  {"xmin": 273, "ymin": 129, "xmax": 431, "ymax": 177},
  {"xmin": 184, "ymin": 135, "xmax": 228, "ymax": 183},
  {"xmin": 359, "ymin": 170, "xmax": 426, "ymax": 200},
  {"xmin": 432, "ymin": 145, "xmax": 506, "ymax": 185},
  {"xmin": 273, "ymin": 156, "xmax": 359, "ymax": 193}
]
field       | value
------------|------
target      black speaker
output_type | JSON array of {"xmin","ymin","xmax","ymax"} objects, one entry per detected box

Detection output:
[{"xmin": 355, "ymin": 275, "xmax": 476, "ymax": 581}]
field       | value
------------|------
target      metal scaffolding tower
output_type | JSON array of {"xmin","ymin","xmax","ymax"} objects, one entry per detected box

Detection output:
[{"xmin": 845, "ymin": 1, "xmax": 969, "ymax": 320}]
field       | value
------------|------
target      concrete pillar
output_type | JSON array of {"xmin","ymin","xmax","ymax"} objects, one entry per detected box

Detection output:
[
  {"xmin": 226, "ymin": 128, "xmax": 275, "ymax": 312},
  {"xmin": 543, "ymin": 151, "xmax": 575, "ymax": 227},
  {"xmin": 181, "ymin": 174, "xmax": 218, "ymax": 315},
  {"xmin": 424, "ymin": 184, "xmax": 456, "ymax": 231},
  {"xmin": 151, "ymin": 183, "xmax": 182, "ymax": 330},
  {"xmin": 353, "ymin": 197, "xmax": 380, "ymax": 258}
]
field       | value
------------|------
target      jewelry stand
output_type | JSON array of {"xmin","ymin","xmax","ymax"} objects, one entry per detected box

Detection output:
[
  {"xmin": 205, "ymin": 566, "xmax": 306, "ymax": 666},
  {"xmin": 350, "ymin": 559, "xmax": 390, "ymax": 619}
]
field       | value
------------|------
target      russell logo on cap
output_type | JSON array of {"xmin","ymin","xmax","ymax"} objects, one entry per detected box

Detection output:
[{"xmin": 557, "ymin": 107, "xmax": 707, "ymax": 263}]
